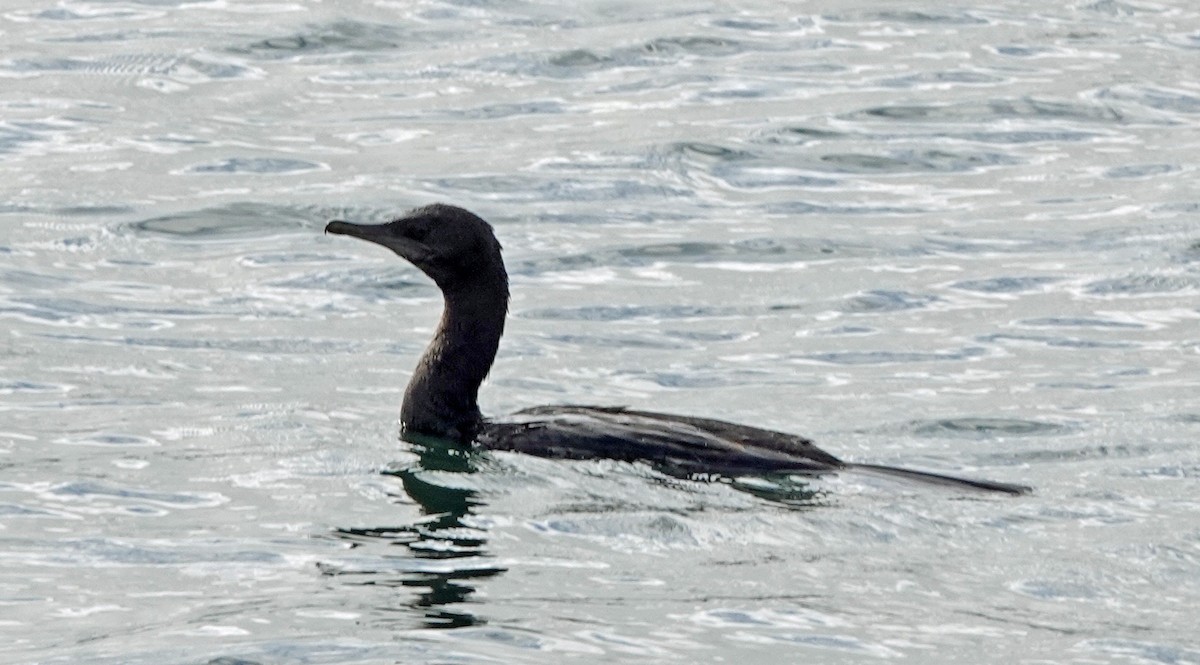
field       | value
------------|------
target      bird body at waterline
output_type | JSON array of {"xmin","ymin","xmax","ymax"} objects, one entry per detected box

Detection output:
[{"xmin": 326, "ymin": 204, "xmax": 1030, "ymax": 495}]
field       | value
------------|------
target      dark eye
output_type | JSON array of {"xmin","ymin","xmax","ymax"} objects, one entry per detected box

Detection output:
[{"xmin": 406, "ymin": 224, "xmax": 430, "ymax": 243}]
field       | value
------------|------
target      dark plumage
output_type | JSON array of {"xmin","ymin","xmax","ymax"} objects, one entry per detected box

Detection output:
[{"xmin": 326, "ymin": 204, "xmax": 1030, "ymax": 495}]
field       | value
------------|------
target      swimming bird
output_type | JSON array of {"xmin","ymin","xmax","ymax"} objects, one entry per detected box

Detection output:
[{"xmin": 326, "ymin": 204, "xmax": 1030, "ymax": 495}]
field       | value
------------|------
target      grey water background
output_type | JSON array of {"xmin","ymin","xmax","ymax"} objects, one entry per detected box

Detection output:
[{"xmin": 2, "ymin": 0, "xmax": 1199, "ymax": 662}]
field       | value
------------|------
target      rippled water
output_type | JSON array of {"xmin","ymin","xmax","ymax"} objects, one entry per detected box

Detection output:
[{"xmin": 3, "ymin": 1, "xmax": 1200, "ymax": 663}]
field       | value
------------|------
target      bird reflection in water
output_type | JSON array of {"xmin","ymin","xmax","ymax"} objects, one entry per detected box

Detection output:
[
  {"xmin": 326, "ymin": 434, "xmax": 505, "ymax": 629},
  {"xmin": 322, "ymin": 437, "xmax": 829, "ymax": 629}
]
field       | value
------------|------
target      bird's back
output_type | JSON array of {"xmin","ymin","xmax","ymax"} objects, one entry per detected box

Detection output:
[{"xmin": 478, "ymin": 405, "xmax": 844, "ymax": 478}]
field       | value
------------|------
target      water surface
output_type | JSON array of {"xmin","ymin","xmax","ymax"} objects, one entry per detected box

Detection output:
[{"xmin": 2, "ymin": 1, "xmax": 1199, "ymax": 663}]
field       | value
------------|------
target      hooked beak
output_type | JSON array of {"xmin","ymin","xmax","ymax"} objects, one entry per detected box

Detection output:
[
  {"xmin": 325, "ymin": 219, "xmax": 383, "ymax": 240},
  {"xmin": 325, "ymin": 220, "xmax": 432, "ymax": 265}
]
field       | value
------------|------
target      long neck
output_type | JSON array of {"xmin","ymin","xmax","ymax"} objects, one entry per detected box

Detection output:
[{"xmin": 400, "ymin": 278, "xmax": 508, "ymax": 443}]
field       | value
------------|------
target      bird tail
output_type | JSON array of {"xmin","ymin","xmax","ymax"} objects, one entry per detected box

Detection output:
[{"xmin": 845, "ymin": 463, "xmax": 1031, "ymax": 495}]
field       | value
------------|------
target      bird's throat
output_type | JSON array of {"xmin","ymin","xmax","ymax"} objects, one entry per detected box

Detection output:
[{"xmin": 400, "ymin": 281, "xmax": 508, "ymax": 443}]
